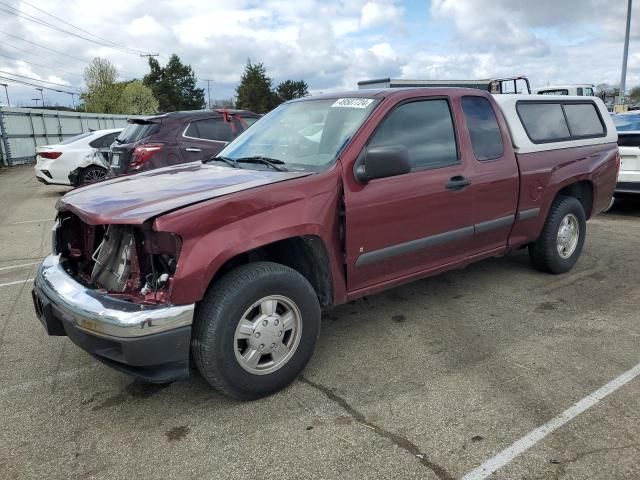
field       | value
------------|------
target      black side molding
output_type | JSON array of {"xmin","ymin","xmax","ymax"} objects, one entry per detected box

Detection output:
[
  {"xmin": 355, "ymin": 226, "xmax": 475, "ymax": 267},
  {"xmin": 518, "ymin": 208, "xmax": 541, "ymax": 221},
  {"xmin": 474, "ymin": 215, "xmax": 515, "ymax": 234}
]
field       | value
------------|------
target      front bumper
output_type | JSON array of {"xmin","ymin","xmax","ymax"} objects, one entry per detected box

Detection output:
[{"xmin": 32, "ymin": 255, "xmax": 195, "ymax": 382}]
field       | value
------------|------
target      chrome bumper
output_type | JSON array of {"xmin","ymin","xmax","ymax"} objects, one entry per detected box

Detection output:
[{"xmin": 34, "ymin": 255, "xmax": 194, "ymax": 338}]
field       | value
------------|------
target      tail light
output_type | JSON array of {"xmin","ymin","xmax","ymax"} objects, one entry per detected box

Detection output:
[
  {"xmin": 38, "ymin": 151, "xmax": 62, "ymax": 160},
  {"xmin": 130, "ymin": 143, "xmax": 163, "ymax": 170}
]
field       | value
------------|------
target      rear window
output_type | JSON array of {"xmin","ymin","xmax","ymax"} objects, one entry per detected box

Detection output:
[
  {"xmin": 116, "ymin": 121, "xmax": 160, "ymax": 144},
  {"xmin": 461, "ymin": 96, "xmax": 504, "ymax": 161},
  {"xmin": 618, "ymin": 134, "xmax": 640, "ymax": 147},
  {"xmin": 563, "ymin": 104, "xmax": 605, "ymax": 137},
  {"xmin": 538, "ymin": 89, "xmax": 569, "ymax": 95},
  {"xmin": 58, "ymin": 132, "xmax": 93, "ymax": 145},
  {"xmin": 516, "ymin": 101, "xmax": 605, "ymax": 143}
]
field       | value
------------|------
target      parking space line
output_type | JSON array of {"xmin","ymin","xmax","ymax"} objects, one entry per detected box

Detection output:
[
  {"xmin": 0, "ymin": 279, "xmax": 34, "ymax": 288},
  {"xmin": 0, "ymin": 262, "xmax": 41, "ymax": 271},
  {"xmin": 8, "ymin": 218, "xmax": 53, "ymax": 225},
  {"xmin": 462, "ymin": 362, "xmax": 640, "ymax": 480}
]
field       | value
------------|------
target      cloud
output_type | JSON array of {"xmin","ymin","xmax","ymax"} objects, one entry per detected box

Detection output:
[{"xmin": 360, "ymin": 1, "xmax": 404, "ymax": 28}]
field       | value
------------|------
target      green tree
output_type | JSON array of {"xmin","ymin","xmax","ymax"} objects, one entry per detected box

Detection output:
[
  {"xmin": 117, "ymin": 80, "xmax": 158, "ymax": 114},
  {"xmin": 275, "ymin": 80, "xmax": 309, "ymax": 101},
  {"xmin": 143, "ymin": 54, "xmax": 205, "ymax": 111},
  {"xmin": 235, "ymin": 61, "xmax": 278, "ymax": 113},
  {"xmin": 629, "ymin": 86, "xmax": 640, "ymax": 101},
  {"xmin": 81, "ymin": 58, "xmax": 122, "ymax": 113}
]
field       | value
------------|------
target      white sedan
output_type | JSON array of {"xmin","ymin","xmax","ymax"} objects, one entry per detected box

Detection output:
[
  {"xmin": 612, "ymin": 113, "xmax": 640, "ymax": 196},
  {"xmin": 34, "ymin": 128, "xmax": 122, "ymax": 186}
]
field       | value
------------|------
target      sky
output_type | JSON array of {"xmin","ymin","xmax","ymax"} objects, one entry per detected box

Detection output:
[{"xmin": 0, "ymin": 0, "xmax": 638, "ymax": 109}]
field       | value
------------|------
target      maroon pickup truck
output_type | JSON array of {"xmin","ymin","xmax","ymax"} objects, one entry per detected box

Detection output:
[{"xmin": 32, "ymin": 88, "xmax": 619, "ymax": 399}]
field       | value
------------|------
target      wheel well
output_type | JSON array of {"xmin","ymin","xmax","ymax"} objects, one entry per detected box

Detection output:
[
  {"xmin": 209, "ymin": 236, "xmax": 333, "ymax": 307},
  {"xmin": 557, "ymin": 181, "xmax": 594, "ymax": 218}
]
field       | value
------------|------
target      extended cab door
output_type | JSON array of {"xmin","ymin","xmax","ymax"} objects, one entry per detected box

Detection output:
[
  {"xmin": 343, "ymin": 96, "xmax": 474, "ymax": 293},
  {"xmin": 180, "ymin": 117, "xmax": 232, "ymax": 162},
  {"xmin": 459, "ymin": 95, "xmax": 519, "ymax": 255}
]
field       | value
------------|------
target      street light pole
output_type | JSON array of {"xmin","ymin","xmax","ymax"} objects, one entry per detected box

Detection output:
[
  {"xmin": 205, "ymin": 79, "xmax": 214, "ymax": 109},
  {"xmin": 35, "ymin": 87, "xmax": 45, "ymax": 107},
  {"xmin": 620, "ymin": 0, "xmax": 633, "ymax": 104},
  {"xmin": 0, "ymin": 83, "xmax": 9, "ymax": 107}
]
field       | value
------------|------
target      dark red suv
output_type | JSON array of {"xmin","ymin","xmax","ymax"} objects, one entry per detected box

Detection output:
[{"xmin": 109, "ymin": 109, "xmax": 259, "ymax": 175}]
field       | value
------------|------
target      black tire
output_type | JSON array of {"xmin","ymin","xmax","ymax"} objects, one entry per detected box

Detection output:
[
  {"xmin": 79, "ymin": 165, "xmax": 107, "ymax": 185},
  {"xmin": 529, "ymin": 195, "xmax": 586, "ymax": 274},
  {"xmin": 192, "ymin": 262, "xmax": 321, "ymax": 400}
]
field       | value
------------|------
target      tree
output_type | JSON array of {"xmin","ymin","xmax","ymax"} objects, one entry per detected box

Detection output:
[
  {"xmin": 143, "ymin": 55, "xmax": 205, "ymax": 111},
  {"xmin": 275, "ymin": 80, "xmax": 309, "ymax": 101},
  {"xmin": 117, "ymin": 80, "xmax": 158, "ymax": 115},
  {"xmin": 235, "ymin": 61, "xmax": 278, "ymax": 114},
  {"xmin": 81, "ymin": 58, "xmax": 122, "ymax": 113},
  {"xmin": 629, "ymin": 86, "xmax": 640, "ymax": 101}
]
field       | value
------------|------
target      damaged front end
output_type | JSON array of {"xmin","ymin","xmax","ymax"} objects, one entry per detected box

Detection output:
[
  {"xmin": 54, "ymin": 213, "xmax": 180, "ymax": 305},
  {"xmin": 32, "ymin": 212, "xmax": 194, "ymax": 383}
]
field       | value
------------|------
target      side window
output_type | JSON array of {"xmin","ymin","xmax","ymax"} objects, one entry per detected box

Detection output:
[
  {"xmin": 185, "ymin": 118, "xmax": 232, "ymax": 141},
  {"xmin": 517, "ymin": 103, "xmax": 570, "ymax": 142},
  {"xmin": 368, "ymin": 99, "xmax": 458, "ymax": 170},
  {"xmin": 461, "ymin": 96, "xmax": 504, "ymax": 161},
  {"xmin": 577, "ymin": 87, "xmax": 583, "ymax": 96},
  {"xmin": 563, "ymin": 104, "xmax": 604, "ymax": 137}
]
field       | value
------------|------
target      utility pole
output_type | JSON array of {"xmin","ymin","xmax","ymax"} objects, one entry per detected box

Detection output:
[
  {"xmin": 0, "ymin": 83, "xmax": 8, "ymax": 107},
  {"xmin": 32, "ymin": 98, "xmax": 41, "ymax": 107},
  {"xmin": 619, "ymin": 0, "xmax": 632, "ymax": 107},
  {"xmin": 204, "ymin": 79, "xmax": 214, "ymax": 109},
  {"xmin": 35, "ymin": 87, "xmax": 44, "ymax": 107},
  {"xmin": 140, "ymin": 53, "xmax": 160, "ymax": 60}
]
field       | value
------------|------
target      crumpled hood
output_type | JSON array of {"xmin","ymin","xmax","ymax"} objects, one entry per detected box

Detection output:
[{"xmin": 58, "ymin": 161, "xmax": 311, "ymax": 225}]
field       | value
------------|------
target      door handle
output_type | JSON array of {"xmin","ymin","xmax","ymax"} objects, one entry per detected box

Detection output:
[
  {"xmin": 445, "ymin": 175, "xmax": 471, "ymax": 191},
  {"xmin": 185, "ymin": 147, "xmax": 202, "ymax": 152}
]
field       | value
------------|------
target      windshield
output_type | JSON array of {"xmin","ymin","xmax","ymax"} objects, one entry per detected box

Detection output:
[
  {"xmin": 116, "ymin": 121, "xmax": 160, "ymax": 144},
  {"xmin": 612, "ymin": 114, "xmax": 640, "ymax": 131},
  {"xmin": 218, "ymin": 97, "xmax": 379, "ymax": 171}
]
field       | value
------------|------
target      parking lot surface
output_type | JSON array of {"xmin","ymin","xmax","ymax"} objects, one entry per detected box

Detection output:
[{"xmin": 0, "ymin": 165, "xmax": 639, "ymax": 480}]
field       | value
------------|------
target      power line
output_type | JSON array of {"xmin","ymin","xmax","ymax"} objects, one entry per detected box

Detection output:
[
  {"xmin": 0, "ymin": 75, "xmax": 77, "ymax": 95},
  {"xmin": 0, "ymin": 71, "xmax": 81, "ymax": 91},
  {"xmin": 0, "ymin": 52, "xmax": 84, "ymax": 78},
  {"xmin": 0, "ymin": 31, "xmax": 145, "ymax": 79},
  {"xmin": 0, "ymin": 30, "xmax": 93, "ymax": 64},
  {"xmin": 18, "ymin": 0, "xmax": 151, "ymax": 56},
  {"xmin": 0, "ymin": 2, "xmax": 149, "ymax": 56}
]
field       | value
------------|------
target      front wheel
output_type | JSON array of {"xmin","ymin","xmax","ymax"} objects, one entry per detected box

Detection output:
[
  {"xmin": 192, "ymin": 262, "xmax": 321, "ymax": 400},
  {"xmin": 529, "ymin": 195, "xmax": 586, "ymax": 274}
]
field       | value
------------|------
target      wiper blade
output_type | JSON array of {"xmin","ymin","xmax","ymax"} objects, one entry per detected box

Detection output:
[
  {"xmin": 203, "ymin": 155, "xmax": 241, "ymax": 168},
  {"xmin": 235, "ymin": 156, "xmax": 288, "ymax": 171}
]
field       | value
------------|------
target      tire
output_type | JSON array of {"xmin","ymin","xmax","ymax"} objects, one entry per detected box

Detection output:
[
  {"xmin": 529, "ymin": 195, "xmax": 586, "ymax": 274},
  {"xmin": 192, "ymin": 262, "xmax": 321, "ymax": 400},
  {"xmin": 79, "ymin": 165, "xmax": 107, "ymax": 185}
]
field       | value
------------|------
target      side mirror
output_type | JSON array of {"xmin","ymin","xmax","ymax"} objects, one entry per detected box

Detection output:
[{"xmin": 355, "ymin": 145, "xmax": 411, "ymax": 182}]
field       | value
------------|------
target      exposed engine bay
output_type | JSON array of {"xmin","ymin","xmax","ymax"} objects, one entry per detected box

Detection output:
[{"xmin": 54, "ymin": 213, "xmax": 180, "ymax": 304}]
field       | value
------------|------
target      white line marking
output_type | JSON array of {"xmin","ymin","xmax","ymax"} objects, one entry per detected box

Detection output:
[
  {"xmin": 0, "ymin": 278, "xmax": 34, "ymax": 287},
  {"xmin": 0, "ymin": 261, "xmax": 41, "ymax": 271},
  {"xmin": 462, "ymin": 362, "xmax": 640, "ymax": 480},
  {"xmin": 9, "ymin": 218, "xmax": 53, "ymax": 225}
]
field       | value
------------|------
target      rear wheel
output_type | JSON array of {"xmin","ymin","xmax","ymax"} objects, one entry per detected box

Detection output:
[
  {"xmin": 529, "ymin": 195, "xmax": 586, "ymax": 274},
  {"xmin": 192, "ymin": 262, "xmax": 321, "ymax": 400},
  {"xmin": 79, "ymin": 165, "xmax": 107, "ymax": 185}
]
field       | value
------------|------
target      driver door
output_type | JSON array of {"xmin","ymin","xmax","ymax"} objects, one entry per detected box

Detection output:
[{"xmin": 343, "ymin": 97, "xmax": 474, "ymax": 292}]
